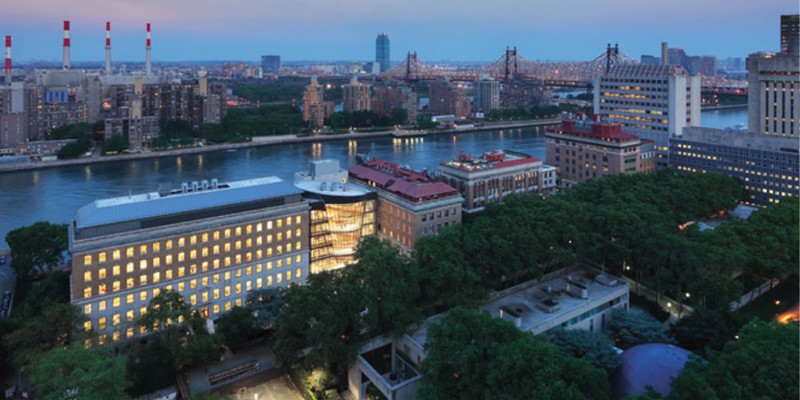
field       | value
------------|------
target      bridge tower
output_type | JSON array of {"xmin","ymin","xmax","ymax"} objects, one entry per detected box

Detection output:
[{"xmin": 504, "ymin": 47, "xmax": 518, "ymax": 80}]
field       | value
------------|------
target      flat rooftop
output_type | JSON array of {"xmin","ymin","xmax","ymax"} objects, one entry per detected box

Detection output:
[
  {"xmin": 440, "ymin": 150, "xmax": 541, "ymax": 173},
  {"xmin": 74, "ymin": 176, "xmax": 301, "ymax": 231},
  {"xmin": 406, "ymin": 266, "xmax": 627, "ymax": 348}
]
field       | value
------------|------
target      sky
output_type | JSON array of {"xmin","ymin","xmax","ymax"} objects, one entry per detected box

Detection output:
[{"xmin": 2, "ymin": 0, "xmax": 798, "ymax": 63}]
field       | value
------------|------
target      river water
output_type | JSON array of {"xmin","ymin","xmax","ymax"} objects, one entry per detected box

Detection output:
[{"xmin": 0, "ymin": 108, "xmax": 747, "ymax": 246}]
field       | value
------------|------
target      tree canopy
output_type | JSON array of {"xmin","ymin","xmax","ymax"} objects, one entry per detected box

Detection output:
[
  {"xmin": 5, "ymin": 222, "xmax": 68, "ymax": 282},
  {"xmin": 31, "ymin": 345, "xmax": 129, "ymax": 400}
]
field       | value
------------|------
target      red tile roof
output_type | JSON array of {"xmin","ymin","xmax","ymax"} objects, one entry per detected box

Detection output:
[{"xmin": 348, "ymin": 163, "xmax": 459, "ymax": 203}]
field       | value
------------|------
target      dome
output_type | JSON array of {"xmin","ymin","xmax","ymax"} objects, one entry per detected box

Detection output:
[{"xmin": 614, "ymin": 343, "xmax": 695, "ymax": 399}]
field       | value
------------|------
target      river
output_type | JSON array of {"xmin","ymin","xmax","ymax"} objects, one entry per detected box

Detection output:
[{"xmin": 0, "ymin": 108, "xmax": 747, "ymax": 247}]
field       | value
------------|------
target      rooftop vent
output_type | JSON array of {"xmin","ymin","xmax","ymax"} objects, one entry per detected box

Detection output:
[{"xmin": 211, "ymin": 178, "xmax": 219, "ymax": 189}]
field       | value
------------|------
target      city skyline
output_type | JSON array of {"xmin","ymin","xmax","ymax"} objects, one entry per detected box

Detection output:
[{"xmin": 1, "ymin": 0, "xmax": 797, "ymax": 63}]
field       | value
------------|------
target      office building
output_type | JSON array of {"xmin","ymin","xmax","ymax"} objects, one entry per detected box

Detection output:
[
  {"xmin": 546, "ymin": 115, "xmax": 650, "ymax": 187},
  {"xmin": 376, "ymin": 34, "xmax": 390, "ymax": 74},
  {"xmin": 593, "ymin": 64, "xmax": 701, "ymax": 167},
  {"xmin": 439, "ymin": 150, "xmax": 556, "ymax": 213},
  {"xmin": 347, "ymin": 265, "xmax": 629, "ymax": 400},
  {"xmin": 669, "ymin": 127, "xmax": 799, "ymax": 207},
  {"xmin": 294, "ymin": 159, "xmax": 377, "ymax": 273},
  {"xmin": 747, "ymin": 15, "xmax": 800, "ymax": 138},
  {"xmin": 69, "ymin": 177, "xmax": 310, "ymax": 345},
  {"xmin": 781, "ymin": 14, "xmax": 799, "ymax": 55},
  {"xmin": 475, "ymin": 78, "xmax": 500, "ymax": 112},
  {"xmin": 349, "ymin": 158, "xmax": 462, "ymax": 253},
  {"xmin": 261, "ymin": 55, "xmax": 281, "ymax": 75},
  {"xmin": 342, "ymin": 76, "xmax": 372, "ymax": 113}
]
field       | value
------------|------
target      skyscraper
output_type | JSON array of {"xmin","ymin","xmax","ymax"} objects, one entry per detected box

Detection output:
[
  {"xmin": 780, "ymin": 14, "xmax": 799, "ymax": 55},
  {"xmin": 342, "ymin": 76, "xmax": 371, "ymax": 112},
  {"xmin": 375, "ymin": 33, "xmax": 390, "ymax": 74},
  {"xmin": 475, "ymin": 78, "xmax": 500, "ymax": 112},
  {"xmin": 261, "ymin": 55, "xmax": 281, "ymax": 75}
]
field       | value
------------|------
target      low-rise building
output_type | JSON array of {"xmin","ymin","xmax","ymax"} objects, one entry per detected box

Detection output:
[
  {"xmin": 546, "ymin": 115, "xmax": 646, "ymax": 187},
  {"xmin": 439, "ymin": 149, "xmax": 556, "ymax": 213},
  {"xmin": 349, "ymin": 158, "xmax": 462, "ymax": 253},
  {"xmin": 347, "ymin": 266, "xmax": 629, "ymax": 400},
  {"xmin": 69, "ymin": 177, "xmax": 310, "ymax": 345},
  {"xmin": 669, "ymin": 126, "xmax": 800, "ymax": 207}
]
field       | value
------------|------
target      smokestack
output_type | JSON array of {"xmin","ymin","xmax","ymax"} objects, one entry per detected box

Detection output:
[
  {"xmin": 4, "ymin": 36, "xmax": 11, "ymax": 73},
  {"xmin": 145, "ymin": 23, "xmax": 152, "ymax": 75},
  {"xmin": 105, "ymin": 21, "xmax": 112, "ymax": 74},
  {"xmin": 63, "ymin": 20, "xmax": 71, "ymax": 70},
  {"xmin": 661, "ymin": 42, "xmax": 668, "ymax": 65}
]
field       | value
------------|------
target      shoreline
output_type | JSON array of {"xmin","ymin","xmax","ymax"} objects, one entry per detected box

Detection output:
[{"xmin": 0, "ymin": 119, "xmax": 560, "ymax": 174}]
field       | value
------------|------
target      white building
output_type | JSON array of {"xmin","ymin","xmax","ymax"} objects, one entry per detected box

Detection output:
[
  {"xmin": 594, "ymin": 64, "xmax": 701, "ymax": 167},
  {"xmin": 746, "ymin": 51, "xmax": 799, "ymax": 138}
]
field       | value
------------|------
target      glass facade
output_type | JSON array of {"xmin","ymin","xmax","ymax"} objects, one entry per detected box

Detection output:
[{"xmin": 310, "ymin": 197, "xmax": 376, "ymax": 273}]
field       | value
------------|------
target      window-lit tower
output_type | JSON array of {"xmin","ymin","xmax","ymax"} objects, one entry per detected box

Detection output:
[{"xmin": 375, "ymin": 33, "xmax": 390, "ymax": 74}]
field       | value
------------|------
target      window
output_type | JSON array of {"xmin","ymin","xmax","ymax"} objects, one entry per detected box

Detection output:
[
  {"xmin": 235, "ymin": 227, "xmax": 242, "ymax": 236},
  {"xmin": 83, "ymin": 287, "xmax": 92, "ymax": 298},
  {"xmin": 295, "ymin": 215, "xmax": 302, "ymax": 224},
  {"xmin": 277, "ymin": 219, "xmax": 283, "ymax": 228},
  {"xmin": 126, "ymin": 278, "xmax": 134, "ymax": 289},
  {"xmin": 99, "ymin": 284, "xmax": 107, "ymax": 294},
  {"xmin": 153, "ymin": 257, "xmax": 160, "ymax": 267},
  {"xmin": 178, "ymin": 237, "xmax": 185, "ymax": 247},
  {"xmin": 296, "ymin": 241, "xmax": 302, "ymax": 250},
  {"xmin": 267, "ymin": 221, "xmax": 273, "ymax": 229},
  {"xmin": 153, "ymin": 242, "xmax": 160, "ymax": 252},
  {"xmin": 165, "ymin": 255, "xmax": 173, "ymax": 265},
  {"xmin": 213, "ymin": 289, "xmax": 220, "ymax": 300},
  {"xmin": 113, "ymin": 265, "xmax": 120, "ymax": 276},
  {"xmin": 84, "ymin": 255, "xmax": 92, "ymax": 266},
  {"xmin": 140, "ymin": 275, "xmax": 147, "ymax": 285},
  {"xmin": 140, "ymin": 245, "xmax": 148, "ymax": 255},
  {"xmin": 140, "ymin": 291, "xmax": 147, "ymax": 302},
  {"xmin": 286, "ymin": 217, "xmax": 291, "ymax": 226},
  {"xmin": 166, "ymin": 270, "xmax": 173, "ymax": 280},
  {"xmin": 224, "ymin": 286, "xmax": 231, "ymax": 297},
  {"xmin": 296, "ymin": 255, "xmax": 302, "ymax": 263},
  {"xmin": 112, "ymin": 249, "xmax": 121, "ymax": 260},
  {"xmin": 153, "ymin": 272, "xmax": 161, "ymax": 283},
  {"xmin": 98, "ymin": 317, "xmax": 107, "ymax": 330},
  {"xmin": 126, "ymin": 262, "xmax": 134, "ymax": 273},
  {"xmin": 98, "ymin": 252, "xmax": 107, "ymax": 263},
  {"xmin": 126, "ymin": 247, "xmax": 134, "ymax": 257},
  {"xmin": 98, "ymin": 300, "xmax": 106, "ymax": 311},
  {"xmin": 295, "ymin": 228, "xmax": 301, "ymax": 237},
  {"xmin": 84, "ymin": 304, "xmax": 92, "ymax": 314},
  {"xmin": 178, "ymin": 252, "xmax": 185, "ymax": 262},
  {"xmin": 267, "ymin": 235, "xmax": 273, "ymax": 244},
  {"xmin": 112, "ymin": 313, "xmax": 120, "ymax": 326},
  {"xmin": 190, "ymin": 250, "xmax": 197, "ymax": 259},
  {"xmin": 213, "ymin": 231, "xmax": 220, "ymax": 240},
  {"xmin": 296, "ymin": 268, "xmax": 302, "ymax": 278},
  {"xmin": 235, "ymin": 283, "xmax": 242, "ymax": 294},
  {"xmin": 84, "ymin": 271, "xmax": 92, "ymax": 282},
  {"xmin": 202, "ymin": 233, "xmax": 209, "ymax": 243},
  {"xmin": 224, "ymin": 243, "xmax": 231, "ymax": 253},
  {"xmin": 98, "ymin": 268, "xmax": 107, "ymax": 279},
  {"xmin": 126, "ymin": 294, "xmax": 134, "ymax": 304},
  {"xmin": 224, "ymin": 229, "xmax": 231, "ymax": 238},
  {"xmin": 190, "ymin": 235, "xmax": 197, "ymax": 245},
  {"xmin": 112, "ymin": 297, "xmax": 120, "ymax": 307},
  {"xmin": 166, "ymin": 240, "xmax": 173, "ymax": 250},
  {"xmin": 84, "ymin": 320, "xmax": 92, "ymax": 332},
  {"xmin": 140, "ymin": 260, "xmax": 148, "ymax": 270}
]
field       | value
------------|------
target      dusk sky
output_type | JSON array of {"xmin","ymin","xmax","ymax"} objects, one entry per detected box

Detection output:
[{"xmin": 3, "ymin": 0, "xmax": 798, "ymax": 63}]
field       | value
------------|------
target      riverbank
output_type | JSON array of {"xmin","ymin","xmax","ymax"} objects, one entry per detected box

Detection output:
[
  {"xmin": 0, "ymin": 119, "xmax": 560, "ymax": 174},
  {"xmin": 701, "ymin": 104, "xmax": 747, "ymax": 111}
]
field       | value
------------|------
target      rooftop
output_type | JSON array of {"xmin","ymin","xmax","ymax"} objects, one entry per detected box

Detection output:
[
  {"xmin": 74, "ymin": 176, "xmax": 301, "ymax": 231},
  {"xmin": 348, "ymin": 158, "xmax": 458, "ymax": 204},
  {"xmin": 547, "ymin": 115, "xmax": 640, "ymax": 144},
  {"xmin": 440, "ymin": 149, "xmax": 541, "ymax": 173},
  {"xmin": 606, "ymin": 64, "xmax": 688, "ymax": 77},
  {"xmin": 676, "ymin": 126, "xmax": 800, "ymax": 152}
]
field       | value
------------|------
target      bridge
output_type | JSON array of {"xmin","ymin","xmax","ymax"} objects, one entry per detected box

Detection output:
[{"xmin": 379, "ymin": 45, "xmax": 747, "ymax": 94}]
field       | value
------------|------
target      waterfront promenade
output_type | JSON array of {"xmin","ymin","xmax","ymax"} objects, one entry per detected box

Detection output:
[{"xmin": 0, "ymin": 119, "xmax": 560, "ymax": 174}]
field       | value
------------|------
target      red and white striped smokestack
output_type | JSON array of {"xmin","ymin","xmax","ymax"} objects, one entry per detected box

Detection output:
[
  {"xmin": 105, "ymin": 21, "xmax": 112, "ymax": 74},
  {"xmin": 63, "ymin": 20, "xmax": 71, "ymax": 70},
  {"xmin": 4, "ymin": 36, "xmax": 11, "ymax": 73},
  {"xmin": 145, "ymin": 23, "xmax": 152, "ymax": 75}
]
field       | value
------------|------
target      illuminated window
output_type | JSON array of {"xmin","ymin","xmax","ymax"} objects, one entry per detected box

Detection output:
[
  {"xmin": 256, "ymin": 249, "xmax": 263, "ymax": 259},
  {"xmin": 190, "ymin": 235, "xmax": 197, "ymax": 245},
  {"xmin": 246, "ymin": 224, "xmax": 252, "ymax": 234},
  {"xmin": 202, "ymin": 291, "xmax": 209, "ymax": 302},
  {"xmin": 295, "ymin": 215, "xmax": 302, "ymax": 224},
  {"xmin": 84, "ymin": 271, "xmax": 92, "ymax": 282},
  {"xmin": 213, "ymin": 259, "xmax": 220, "ymax": 269},
  {"xmin": 257, "ymin": 236, "xmax": 263, "ymax": 245},
  {"xmin": 213, "ymin": 245, "xmax": 220, "ymax": 255},
  {"xmin": 285, "ymin": 217, "xmax": 291, "ymax": 226},
  {"xmin": 276, "ymin": 274, "xmax": 283, "ymax": 284},
  {"xmin": 235, "ymin": 268, "xmax": 242, "ymax": 278},
  {"xmin": 202, "ymin": 276, "xmax": 209, "ymax": 286},
  {"xmin": 190, "ymin": 279, "xmax": 197, "ymax": 289},
  {"xmin": 126, "ymin": 262, "xmax": 134, "ymax": 273},
  {"xmin": 296, "ymin": 255, "xmax": 302, "ymax": 263},
  {"xmin": 166, "ymin": 270, "xmax": 173, "ymax": 280},
  {"xmin": 235, "ymin": 283, "xmax": 242, "ymax": 294},
  {"xmin": 257, "ymin": 223, "xmax": 263, "ymax": 232},
  {"xmin": 113, "ymin": 250, "xmax": 121, "ymax": 260},
  {"xmin": 126, "ymin": 278, "xmax": 134, "ymax": 289},
  {"xmin": 213, "ymin": 304, "xmax": 220, "ymax": 314},
  {"xmin": 246, "ymin": 280, "xmax": 252, "ymax": 291},
  {"xmin": 277, "ymin": 232, "xmax": 283, "ymax": 241},
  {"xmin": 296, "ymin": 242, "xmax": 302, "ymax": 251},
  {"xmin": 213, "ymin": 289, "xmax": 220, "ymax": 300},
  {"xmin": 140, "ymin": 260, "xmax": 148, "ymax": 270},
  {"xmin": 267, "ymin": 276, "xmax": 273, "ymax": 286},
  {"xmin": 235, "ymin": 227, "xmax": 242, "ymax": 236},
  {"xmin": 235, "ymin": 254, "xmax": 242, "ymax": 264},
  {"xmin": 235, "ymin": 240, "xmax": 242, "ymax": 250},
  {"xmin": 98, "ymin": 252, "xmax": 107, "ymax": 263},
  {"xmin": 140, "ymin": 275, "xmax": 147, "ymax": 285},
  {"xmin": 266, "ymin": 261, "xmax": 273, "ymax": 270},
  {"xmin": 126, "ymin": 327, "xmax": 134, "ymax": 338},
  {"xmin": 166, "ymin": 240, "xmax": 173, "ymax": 250},
  {"xmin": 112, "ymin": 297, "xmax": 121, "ymax": 307},
  {"xmin": 84, "ymin": 304, "xmax": 92, "ymax": 314},
  {"xmin": 277, "ymin": 259, "xmax": 283, "ymax": 268},
  {"xmin": 296, "ymin": 268, "xmax": 302, "ymax": 278},
  {"xmin": 140, "ymin": 245, "xmax": 147, "ymax": 255},
  {"xmin": 257, "ymin": 278, "xmax": 263, "ymax": 288},
  {"xmin": 224, "ymin": 243, "xmax": 231, "ymax": 252},
  {"xmin": 112, "ymin": 313, "xmax": 120, "ymax": 326},
  {"xmin": 224, "ymin": 229, "xmax": 231, "ymax": 238},
  {"xmin": 213, "ymin": 231, "xmax": 220, "ymax": 240},
  {"xmin": 153, "ymin": 257, "xmax": 160, "ymax": 267},
  {"xmin": 84, "ymin": 255, "xmax": 92, "ymax": 266},
  {"xmin": 165, "ymin": 255, "xmax": 173, "ymax": 265},
  {"xmin": 287, "ymin": 270, "xmax": 292, "ymax": 280},
  {"xmin": 178, "ymin": 252, "xmax": 185, "ymax": 262},
  {"xmin": 98, "ymin": 317, "xmax": 107, "ymax": 330},
  {"xmin": 286, "ymin": 257, "xmax": 292, "ymax": 266},
  {"xmin": 267, "ymin": 248, "xmax": 273, "ymax": 257},
  {"xmin": 99, "ymin": 283, "xmax": 108, "ymax": 294},
  {"xmin": 98, "ymin": 300, "xmax": 106, "ymax": 311},
  {"xmin": 84, "ymin": 320, "xmax": 92, "ymax": 332},
  {"xmin": 224, "ymin": 257, "xmax": 231, "ymax": 267},
  {"xmin": 202, "ymin": 233, "xmax": 209, "ymax": 243},
  {"xmin": 84, "ymin": 287, "xmax": 92, "ymax": 298},
  {"xmin": 256, "ymin": 264, "xmax": 263, "ymax": 273},
  {"xmin": 178, "ymin": 237, "xmax": 185, "ymax": 247},
  {"xmin": 126, "ymin": 294, "xmax": 134, "ymax": 304},
  {"xmin": 267, "ymin": 235, "xmax": 273, "ymax": 244},
  {"xmin": 140, "ymin": 291, "xmax": 147, "ymax": 302},
  {"xmin": 153, "ymin": 242, "xmax": 160, "ymax": 252},
  {"xmin": 225, "ymin": 301, "xmax": 231, "ymax": 311},
  {"xmin": 190, "ymin": 294, "xmax": 197, "ymax": 305},
  {"xmin": 126, "ymin": 247, "xmax": 134, "ymax": 257},
  {"xmin": 295, "ymin": 228, "xmax": 301, "ymax": 237},
  {"xmin": 113, "ymin": 265, "xmax": 120, "ymax": 276},
  {"xmin": 152, "ymin": 288, "xmax": 160, "ymax": 297},
  {"xmin": 277, "ymin": 245, "xmax": 283, "ymax": 255},
  {"xmin": 246, "ymin": 266, "xmax": 252, "ymax": 276},
  {"xmin": 224, "ymin": 286, "xmax": 231, "ymax": 297},
  {"xmin": 177, "ymin": 281, "xmax": 184, "ymax": 291},
  {"xmin": 246, "ymin": 239, "xmax": 252, "ymax": 248},
  {"xmin": 153, "ymin": 272, "xmax": 161, "ymax": 283},
  {"xmin": 287, "ymin": 230, "xmax": 292, "ymax": 239},
  {"xmin": 190, "ymin": 250, "xmax": 197, "ymax": 259},
  {"xmin": 287, "ymin": 243, "xmax": 293, "ymax": 252}
]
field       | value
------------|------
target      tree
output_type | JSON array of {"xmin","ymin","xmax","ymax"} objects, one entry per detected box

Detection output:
[
  {"xmin": 126, "ymin": 340, "xmax": 178, "ymax": 397},
  {"xmin": 418, "ymin": 308, "xmax": 609, "ymax": 400},
  {"xmin": 548, "ymin": 328, "xmax": 620, "ymax": 371},
  {"xmin": 668, "ymin": 320, "xmax": 799, "ymax": 400},
  {"xmin": 606, "ymin": 309, "xmax": 674, "ymax": 349},
  {"xmin": 102, "ymin": 133, "xmax": 129, "ymax": 154},
  {"xmin": 2, "ymin": 302, "xmax": 86, "ymax": 367},
  {"xmin": 669, "ymin": 308, "xmax": 751, "ymax": 356},
  {"xmin": 215, "ymin": 306, "xmax": 258, "ymax": 350},
  {"xmin": 246, "ymin": 287, "xmax": 286, "ymax": 331},
  {"xmin": 5, "ymin": 222, "xmax": 68, "ymax": 282},
  {"xmin": 31, "ymin": 345, "xmax": 129, "ymax": 400}
]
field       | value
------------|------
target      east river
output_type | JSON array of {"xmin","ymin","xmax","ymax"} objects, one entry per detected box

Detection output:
[{"xmin": 0, "ymin": 108, "xmax": 747, "ymax": 247}]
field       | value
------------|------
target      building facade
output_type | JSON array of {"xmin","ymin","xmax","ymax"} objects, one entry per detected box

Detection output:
[
  {"xmin": 375, "ymin": 34, "xmax": 390, "ymax": 74},
  {"xmin": 295, "ymin": 160, "xmax": 377, "ymax": 274},
  {"xmin": 429, "ymin": 81, "xmax": 470, "ymax": 119},
  {"xmin": 475, "ymin": 78, "xmax": 500, "ymax": 113},
  {"xmin": 593, "ymin": 64, "xmax": 701, "ymax": 167},
  {"xmin": 69, "ymin": 177, "xmax": 310, "ymax": 345},
  {"xmin": 349, "ymin": 158, "xmax": 462, "ymax": 253},
  {"xmin": 303, "ymin": 77, "xmax": 329, "ymax": 128},
  {"xmin": 439, "ymin": 149, "xmax": 557, "ymax": 213},
  {"xmin": 342, "ymin": 76, "xmax": 372, "ymax": 113},
  {"xmin": 546, "ymin": 116, "xmax": 647, "ymax": 186},
  {"xmin": 781, "ymin": 14, "xmax": 799, "ymax": 55},
  {"xmin": 372, "ymin": 84, "xmax": 417, "ymax": 123},
  {"xmin": 669, "ymin": 126, "xmax": 800, "ymax": 207},
  {"xmin": 261, "ymin": 55, "xmax": 281, "ymax": 75}
]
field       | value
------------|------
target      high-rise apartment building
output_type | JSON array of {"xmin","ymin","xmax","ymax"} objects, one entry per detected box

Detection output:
[
  {"xmin": 69, "ymin": 177, "xmax": 311, "ymax": 345},
  {"xmin": 342, "ymin": 76, "xmax": 372, "ymax": 113},
  {"xmin": 303, "ymin": 77, "xmax": 331, "ymax": 128},
  {"xmin": 261, "ymin": 55, "xmax": 281, "ymax": 75},
  {"xmin": 781, "ymin": 14, "xmax": 799, "ymax": 55},
  {"xmin": 747, "ymin": 14, "xmax": 799, "ymax": 138},
  {"xmin": 375, "ymin": 34, "xmax": 390, "ymax": 74},
  {"xmin": 475, "ymin": 78, "xmax": 500, "ymax": 113},
  {"xmin": 429, "ymin": 81, "xmax": 471, "ymax": 119},
  {"xmin": 371, "ymin": 84, "xmax": 417, "ymax": 123},
  {"xmin": 594, "ymin": 64, "xmax": 701, "ymax": 167}
]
